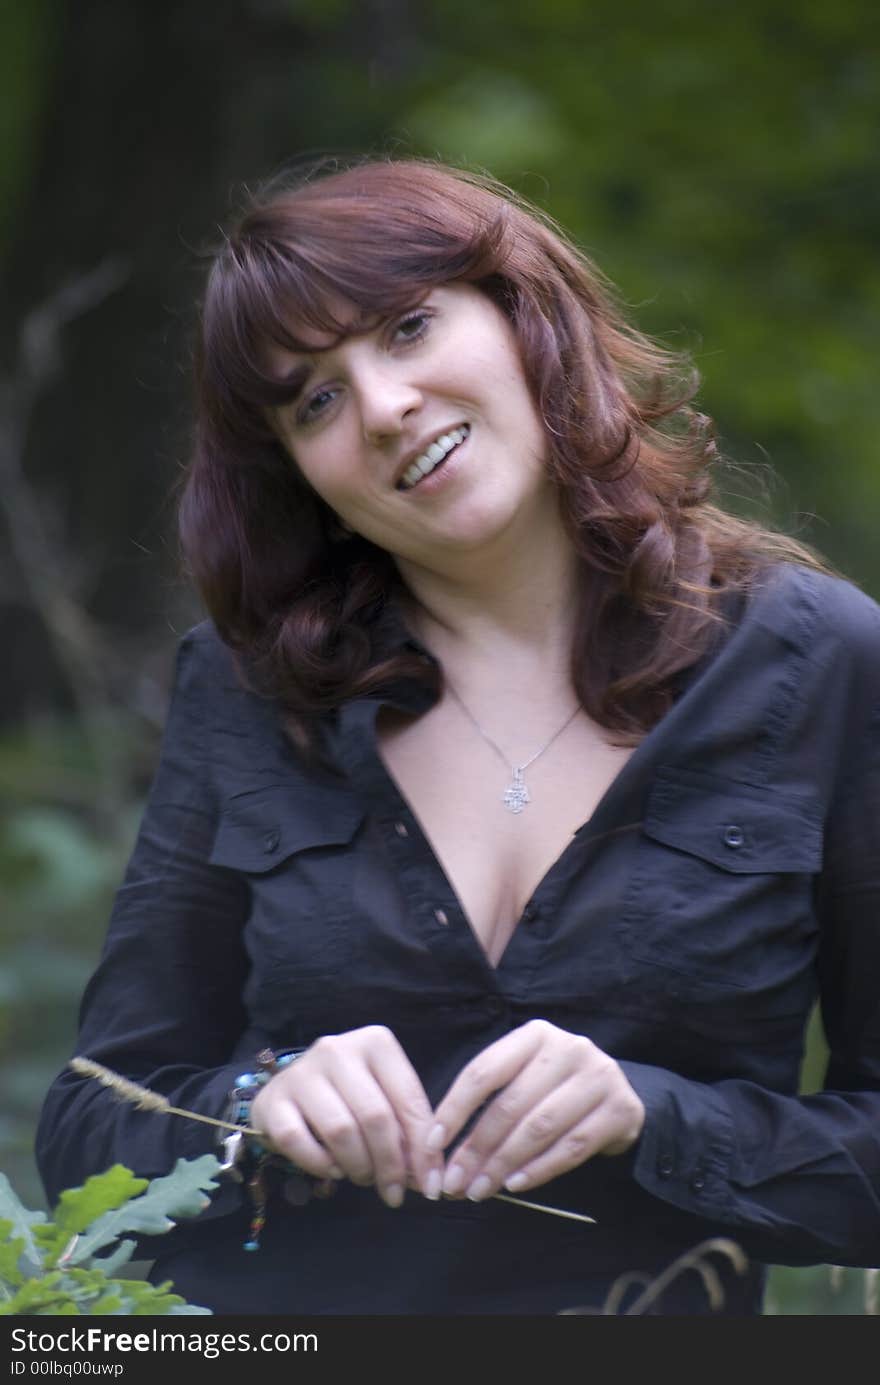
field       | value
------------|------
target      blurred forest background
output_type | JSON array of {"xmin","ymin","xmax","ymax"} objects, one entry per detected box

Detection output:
[{"xmin": 1, "ymin": 0, "xmax": 878, "ymax": 1314}]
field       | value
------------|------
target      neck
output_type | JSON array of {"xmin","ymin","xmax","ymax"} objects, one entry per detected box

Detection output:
[{"xmin": 396, "ymin": 501, "xmax": 582, "ymax": 686}]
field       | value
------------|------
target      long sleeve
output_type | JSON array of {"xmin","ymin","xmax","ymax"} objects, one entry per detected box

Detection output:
[
  {"xmin": 35, "ymin": 627, "xmax": 253, "ymax": 1211},
  {"xmin": 620, "ymin": 575, "xmax": 880, "ymax": 1269}
]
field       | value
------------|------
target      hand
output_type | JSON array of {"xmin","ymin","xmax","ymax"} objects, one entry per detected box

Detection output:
[
  {"xmin": 429, "ymin": 1019, "xmax": 645, "ymax": 1202},
  {"xmin": 249, "ymin": 1025, "xmax": 443, "ymax": 1209}
]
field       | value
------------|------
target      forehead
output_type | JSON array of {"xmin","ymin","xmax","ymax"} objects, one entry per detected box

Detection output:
[
  {"xmin": 274, "ymin": 292, "xmax": 365, "ymax": 352},
  {"xmin": 261, "ymin": 300, "xmax": 365, "ymax": 382}
]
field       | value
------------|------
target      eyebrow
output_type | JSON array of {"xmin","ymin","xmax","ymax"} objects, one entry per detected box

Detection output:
[
  {"xmin": 273, "ymin": 360, "xmax": 315, "ymax": 404},
  {"xmin": 269, "ymin": 305, "xmax": 392, "ymax": 406}
]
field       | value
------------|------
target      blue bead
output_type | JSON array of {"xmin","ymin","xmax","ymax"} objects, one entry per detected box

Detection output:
[
  {"xmin": 235, "ymin": 1073, "xmax": 256, "ymax": 1086},
  {"xmin": 243, "ymin": 1241, "xmax": 260, "ymax": 1251}
]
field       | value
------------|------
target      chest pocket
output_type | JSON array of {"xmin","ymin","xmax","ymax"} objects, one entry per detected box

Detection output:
[
  {"xmin": 620, "ymin": 766, "xmax": 823, "ymax": 991},
  {"xmin": 210, "ymin": 782, "xmax": 365, "ymax": 1008}
]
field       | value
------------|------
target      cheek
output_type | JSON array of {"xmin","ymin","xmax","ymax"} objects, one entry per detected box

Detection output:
[{"xmin": 286, "ymin": 443, "xmax": 348, "ymax": 509}]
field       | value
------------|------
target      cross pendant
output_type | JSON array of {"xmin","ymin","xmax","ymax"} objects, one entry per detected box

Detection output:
[{"xmin": 503, "ymin": 767, "xmax": 530, "ymax": 814}]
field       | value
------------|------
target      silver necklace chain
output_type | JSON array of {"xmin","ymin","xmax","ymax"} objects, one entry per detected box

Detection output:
[{"xmin": 445, "ymin": 682, "xmax": 581, "ymax": 814}]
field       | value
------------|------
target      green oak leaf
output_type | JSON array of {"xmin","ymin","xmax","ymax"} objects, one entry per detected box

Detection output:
[
  {"xmin": 65, "ymin": 1155, "xmax": 221, "ymax": 1266},
  {"xmin": 37, "ymin": 1166, "xmax": 148, "ymax": 1266},
  {"xmin": 0, "ymin": 1177, "xmax": 47, "ymax": 1277},
  {"xmin": 89, "ymin": 1237, "xmax": 136, "ymax": 1276},
  {"xmin": 0, "ymin": 1226, "xmax": 26, "ymax": 1290}
]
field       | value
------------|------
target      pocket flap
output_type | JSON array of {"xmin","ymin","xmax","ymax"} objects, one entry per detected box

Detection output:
[
  {"xmin": 643, "ymin": 767, "xmax": 823, "ymax": 874},
  {"xmin": 210, "ymin": 782, "xmax": 364, "ymax": 873}
]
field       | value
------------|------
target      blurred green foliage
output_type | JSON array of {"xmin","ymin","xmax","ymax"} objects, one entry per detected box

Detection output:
[
  {"xmin": 0, "ymin": 724, "xmax": 144, "ymax": 1213},
  {"xmin": 0, "ymin": 0, "xmax": 57, "ymax": 253},
  {"xmin": 402, "ymin": 0, "xmax": 880, "ymax": 589}
]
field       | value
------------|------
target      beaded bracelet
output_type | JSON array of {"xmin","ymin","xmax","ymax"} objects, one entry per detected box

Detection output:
[{"xmin": 218, "ymin": 1046, "xmax": 336, "ymax": 1251}]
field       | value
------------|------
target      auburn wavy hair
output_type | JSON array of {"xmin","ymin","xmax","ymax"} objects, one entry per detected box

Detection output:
[{"xmin": 180, "ymin": 156, "xmax": 823, "ymax": 743}]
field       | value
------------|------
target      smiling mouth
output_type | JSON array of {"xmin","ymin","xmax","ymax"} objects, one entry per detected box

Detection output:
[{"xmin": 396, "ymin": 424, "xmax": 470, "ymax": 491}]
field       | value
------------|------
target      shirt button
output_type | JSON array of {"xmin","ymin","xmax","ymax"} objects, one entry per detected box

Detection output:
[
  {"xmin": 722, "ymin": 825, "xmax": 744, "ymax": 849},
  {"xmin": 394, "ymin": 821, "xmax": 409, "ymax": 838},
  {"xmin": 657, "ymin": 1156, "xmax": 674, "ymax": 1179},
  {"xmin": 522, "ymin": 903, "xmax": 537, "ymax": 924},
  {"xmin": 690, "ymin": 1171, "xmax": 706, "ymax": 1193},
  {"xmin": 263, "ymin": 829, "xmax": 281, "ymax": 853},
  {"xmin": 434, "ymin": 908, "xmax": 449, "ymax": 926}
]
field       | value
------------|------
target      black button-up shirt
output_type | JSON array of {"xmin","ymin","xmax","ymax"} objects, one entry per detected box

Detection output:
[{"xmin": 36, "ymin": 564, "xmax": 880, "ymax": 1315}]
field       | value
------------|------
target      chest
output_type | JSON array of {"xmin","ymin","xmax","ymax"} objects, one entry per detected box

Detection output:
[
  {"xmin": 377, "ymin": 699, "xmax": 635, "ymax": 965},
  {"xmin": 220, "ymin": 690, "xmax": 823, "ymax": 1053}
]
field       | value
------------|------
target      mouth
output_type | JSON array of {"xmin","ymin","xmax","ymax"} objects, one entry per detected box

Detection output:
[{"xmin": 395, "ymin": 423, "xmax": 470, "ymax": 491}]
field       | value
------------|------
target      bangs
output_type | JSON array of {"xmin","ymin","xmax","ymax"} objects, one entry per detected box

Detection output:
[{"xmin": 200, "ymin": 162, "xmax": 511, "ymax": 430}]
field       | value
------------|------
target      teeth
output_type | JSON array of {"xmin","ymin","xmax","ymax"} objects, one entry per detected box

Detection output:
[{"xmin": 399, "ymin": 425, "xmax": 469, "ymax": 490}]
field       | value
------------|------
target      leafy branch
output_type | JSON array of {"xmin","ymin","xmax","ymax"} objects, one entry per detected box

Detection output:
[{"xmin": 0, "ymin": 1158, "xmax": 219, "ymax": 1315}]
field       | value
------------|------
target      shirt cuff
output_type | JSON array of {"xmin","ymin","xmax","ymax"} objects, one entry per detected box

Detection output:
[{"xmin": 619, "ymin": 1060, "xmax": 735, "ymax": 1218}]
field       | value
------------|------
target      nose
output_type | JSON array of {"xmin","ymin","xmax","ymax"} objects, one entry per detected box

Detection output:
[{"xmin": 354, "ymin": 360, "xmax": 422, "ymax": 444}]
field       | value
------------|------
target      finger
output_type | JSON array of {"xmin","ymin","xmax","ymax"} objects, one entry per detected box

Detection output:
[
  {"xmin": 268, "ymin": 1027, "xmax": 443, "ymax": 1203},
  {"xmin": 261, "ymin": 1065, "xmax": 417, "ymax": 1207},
  {"xmin": 363, "ymin": 1042, "xmax": 444, "ymax": 1199},
  {"xmin": 430, "ymin": 1023, "xmax": 547, "ymax": 1160},
  {"xmin": 299, "ymin": 1070, "xmax": 412, "ymax": 1195},
  {"xmin": 443, "ymin": 1063, "xmax": 599, "ymax": 1198},
  {"xmin": 312, "ymin": 1028, "xmax": 436, "ymax": 1203},
  {"xmin": 501, "ymin": 1105, "xmax": 628, "ymax": 1194},
  {"xmin": 251, "ymin": 1056, "xmax": 375, "ymax": 1181},
  {"xmin": 455, "ymin": 1034, "xmax": 584, "ymax": 1163},
  {"xmin": 265, "ymin": 1080, "xmax": 374, "ymax": 1182},
  {"xmin": 457, "ymin": 1074, "xmax": 609, "ymax": 1199},
  {"xmin": 329, "ymin": 1071, "xmax": 413, "ymax": 1206},
  {"xmin": 249, "ymin": 1093, "xmax": 345, "ymax": 1181}
]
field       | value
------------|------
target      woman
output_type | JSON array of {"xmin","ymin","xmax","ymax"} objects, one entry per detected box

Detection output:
[{"xmin": 36, "ymin": 157, "xmax": 880, "ymax": 1315}]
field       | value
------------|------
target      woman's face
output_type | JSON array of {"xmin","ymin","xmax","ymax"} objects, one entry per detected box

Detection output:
[{"xmin": 271, "ymin": 283, "xmax": 553, "ymax": 572}]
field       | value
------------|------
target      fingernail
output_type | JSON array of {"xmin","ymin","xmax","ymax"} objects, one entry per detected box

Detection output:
[
  {"xmin": 504, "ymin": 1171, "xmax": 527, "ymax": 1191},
  {"xmin": 442, "ymin": 1163, "xmax": 465, "ymax": 1196},
  {"xmin": 328, "ymin": 1164, "xmax": 345, "ymax": 1179},
  {"xmin": 382, "ymin": 1183, "xmax": 404, "ymax": 1209},
  {"xmin": 424, "ymin": 1168, "xmax": 442, "ymax": 1201},
  {"xmin": 426, "ymin": 1123, "xmax": 447, "ymax": 1153},
  {"xmin": 466, "ymin": 1174, "xmax": 493, "ymax": 1202}
]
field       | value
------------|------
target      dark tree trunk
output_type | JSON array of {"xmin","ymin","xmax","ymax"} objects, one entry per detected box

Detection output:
[{"xmin": 1, "ymin": 0, "xmax": 417, "ymax": 720}]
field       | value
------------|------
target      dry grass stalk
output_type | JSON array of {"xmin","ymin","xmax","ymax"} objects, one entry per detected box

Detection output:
[
  {"xmin": 622, "ymin": 1237, "xmax": 748, "ymax": 1315},
  {"xmin": 69, "ymin": 1057, "xmax": 259, "ymax": 1134},
  {"xmin": 559, "ymin": 1236, "xmax": 749, "ymax": 1315},
  {"xmin": 69, "ymin": 1057, "xmax": 598, "ymax": 1226},
  {"xmin": 492, "ymin": 1192, "xmax": 596, "ymax": 1225}
]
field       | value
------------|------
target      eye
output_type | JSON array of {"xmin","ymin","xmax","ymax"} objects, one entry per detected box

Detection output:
[
  {"xmin": 391, "ymin": 308, "xmax": 433, "ymax": 345},
  {"xmin": 296, "ymin": 384, "xmax": 339, "ymax": 426}
]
